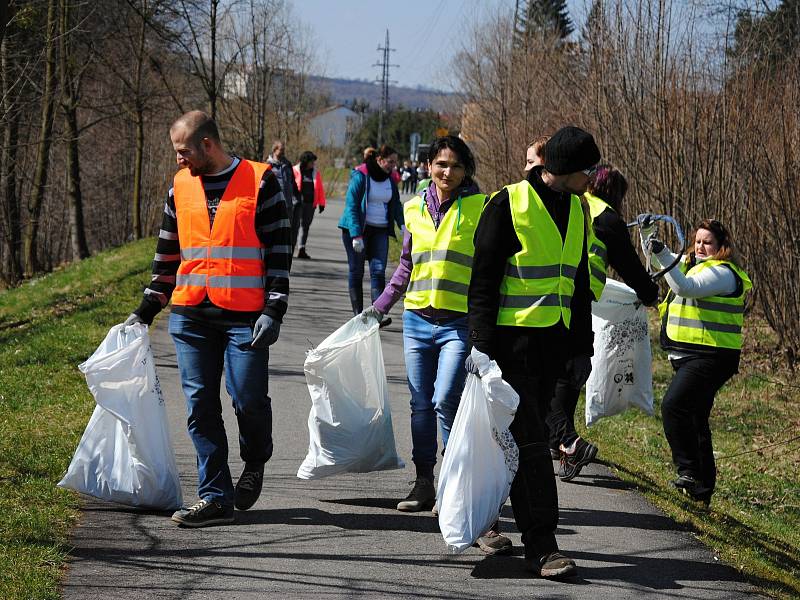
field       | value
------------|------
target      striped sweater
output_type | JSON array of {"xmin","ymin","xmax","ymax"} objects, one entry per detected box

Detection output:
[{"xmin": 135, "ymin": 157, "xmax": 290, "ymax": 325}]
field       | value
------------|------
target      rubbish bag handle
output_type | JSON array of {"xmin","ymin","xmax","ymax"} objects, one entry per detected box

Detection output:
[{"xmin": 627, "ymin": 213, "xmax": 686, "ymax": 281}]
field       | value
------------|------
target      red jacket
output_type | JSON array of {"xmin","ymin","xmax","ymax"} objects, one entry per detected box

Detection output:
[{"xmin": 293, "ymin": 165, "xmax": 326, "ymax": 208}]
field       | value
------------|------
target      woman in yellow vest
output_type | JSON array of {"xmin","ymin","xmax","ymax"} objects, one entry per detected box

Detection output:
[
  {"xmin": 649, "ymin": 219, "xmax": 751, "ymax": 506},
  {"xmin": 360, "ymin": 137, "xmax": 494, "ymax": 524}
]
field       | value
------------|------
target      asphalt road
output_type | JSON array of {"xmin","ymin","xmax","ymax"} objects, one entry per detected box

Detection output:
[{"xmin": 61, "ymin": 198, "xmax": 761, "ymax": 599}]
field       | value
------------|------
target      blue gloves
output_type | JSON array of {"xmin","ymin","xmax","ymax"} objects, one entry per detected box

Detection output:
[
  {"xmin": 464, "ymin": 347, "xmax": 492, "ymax": 377},
  {"xmin": 361, "ymin": 305, "xmax": 385, "ymax": 324},
  {"xmin": 252, "ymin": 315, "xmax": 281, "ymax": 348}
]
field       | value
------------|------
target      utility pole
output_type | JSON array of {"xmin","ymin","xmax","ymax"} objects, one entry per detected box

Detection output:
[{"xmin": 373, "ymin": 29, "xmax": 397, "ymax": 146}]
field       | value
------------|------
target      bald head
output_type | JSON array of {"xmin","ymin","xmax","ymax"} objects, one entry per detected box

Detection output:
[
  {"xmin": 170, "ymin": 110, "xmax": 220, "ymax": 147},
  {"xmin": 170, "ymin": 110, "xmax": 232, "ymax": 176}
]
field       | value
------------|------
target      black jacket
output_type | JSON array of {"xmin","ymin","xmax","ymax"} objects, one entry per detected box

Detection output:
[
  {"xmin": 468, "ymin": 167, "xmax": 593, "ymax": 372},
  {"xmin": 593, "ymin": 205, "xmax": 659, "ymax": 305}
]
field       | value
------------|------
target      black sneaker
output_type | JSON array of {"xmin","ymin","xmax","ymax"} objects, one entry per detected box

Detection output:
[
  {"xmin": 671, "ymin": 475, "xmax": 712, "ymax": 507},
  {"xmin": 297, "ymin": 248, "xmax": 311, "ymax": 260},
  {"xmin": 396, "ymin": 478, "xmax": 435, "ymax": 512},
  {"xmin": 558, "ymin": 437, "xmax": 598, "ymax": 482},
  {"xmin": 527, "ymin": 552, "xmax": 577, "ymax": 579},
  {"xmin": 475, "ymin": 521, "xmax": 513, "ymax": 555},
  {"xmin": 171, "ymin": 498, "xmax": 234, "ymax": 528},
  {"xmin": 235, "ymin": 463, "xmax": 264, "ymax": 510},
  {"xmin": 379, "ymin": 317, "xmax": 393, "ymax": 329}
]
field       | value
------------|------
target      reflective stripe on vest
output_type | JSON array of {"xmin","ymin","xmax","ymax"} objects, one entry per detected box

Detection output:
[
  {"xmin": 172, "ymin": 160, "xmax": 270, "ymax": 311},
  {"xmin": 403, "ymin": 192, "xmax": 485, "ymax": 312},
  {"xmin": 585, "ymin": 193, "xmax": 611, "ymax": 301},
  {"xmin": 497, "ymin": 181, "xmax": 584, "ymax": 328},
  {"xmin": 658, "ymin": 259, "xmax": 752, "ymax": 350}
]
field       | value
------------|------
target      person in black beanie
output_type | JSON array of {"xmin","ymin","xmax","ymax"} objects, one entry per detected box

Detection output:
[{"xmin": 466, "ymin": 125, "xmax": 600, "ymax": 579}]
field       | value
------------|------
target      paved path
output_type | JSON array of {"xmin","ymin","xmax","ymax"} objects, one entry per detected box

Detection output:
[{"xmin": 62, "ymin": 199, "xmax": 761, "ymax": 599}]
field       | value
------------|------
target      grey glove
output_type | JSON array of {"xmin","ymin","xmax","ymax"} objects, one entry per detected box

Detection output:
[
  {"xmin": 464, "ymin": 346, "xmax": 492, "ymax": 377},
  {"xmin": 252, "ymin": 314, "xmax": 280, "ymax": 348},
  {"xmin": 361, "ymin": 305, "xmax": 384, "ymax": 324},
  {"xmin": 570, "ymin": 354, "xmax": 593, "ymax": 388},
  {"xmin": 352, "ymin": 237, "xmax": 365, "ymax": 253},
  {"xmin": 123, "ymin": 313, "xmax": 144, "ymax": 329}
]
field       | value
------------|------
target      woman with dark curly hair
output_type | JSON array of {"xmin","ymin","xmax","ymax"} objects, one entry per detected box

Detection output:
[{"xmin": 649, "ymin": 218, "xmax": 752, "ymax": 506}]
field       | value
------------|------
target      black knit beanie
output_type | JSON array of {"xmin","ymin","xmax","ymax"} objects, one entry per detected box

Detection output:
[{"xmin": 543, "ymin": 126, "xmax": 601, "ymax": 175}]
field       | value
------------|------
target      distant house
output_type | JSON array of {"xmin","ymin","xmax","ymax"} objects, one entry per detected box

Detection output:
[{"xmin": 308, "ymin": 105, "xmax": 359, "ymax": 148}]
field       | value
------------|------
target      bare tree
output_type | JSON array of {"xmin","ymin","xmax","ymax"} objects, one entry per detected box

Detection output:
[{"xmin": 23, "ymin": 0, "xmax": 58, "ymax": 277}]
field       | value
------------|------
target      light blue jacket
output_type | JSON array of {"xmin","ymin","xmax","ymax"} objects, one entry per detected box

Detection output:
[{"xmin": 338, "ymin": 167, "xmax": 403, "ymax": 238}]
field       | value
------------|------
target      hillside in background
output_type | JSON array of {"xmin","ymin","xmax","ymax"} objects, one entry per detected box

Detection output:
[{"xmin": 308, "ymin": 75, "xmax": 456, "ymax": 111}]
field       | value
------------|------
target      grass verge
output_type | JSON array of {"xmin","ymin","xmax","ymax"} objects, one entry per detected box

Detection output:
[
  {"xmin": 0, "ymin": 239, "xmax": 154, "ymax": 600},
  {"xmin": 577, "ymin": 315, "xmax": 799, "ymax": 598}
]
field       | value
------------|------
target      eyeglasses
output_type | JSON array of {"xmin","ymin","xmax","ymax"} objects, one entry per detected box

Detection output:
[{"xmin": 581, "ymin": 165, "xmax": 598, "ymax": 177}]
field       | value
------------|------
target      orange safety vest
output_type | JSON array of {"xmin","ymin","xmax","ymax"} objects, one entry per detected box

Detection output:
[{"xmin": 172, "ymin": 159, "xmax": 270, "ymax": 311}]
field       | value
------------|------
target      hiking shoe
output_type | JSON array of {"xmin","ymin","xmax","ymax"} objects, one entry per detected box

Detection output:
[
  {"xmin": 558, "ymin": 437, "xmax": 598, "ymax": 482},
  {"xmin": 397, "ymin": 478, "xmax": 435, "ymax": 512},
  {"xmin": 171, "ymin": 498, "xmax": 234, "ymax": 528},
  {"xmin": 475, "ymin": 521, "xmax": 513, "ymax": 555},
  {"xmin": 527, "ymin": 552, "xmax": 578, "ymax": 579},
  {"xmin": 671, "ymin": 475, "xmax": 712, "ymax": 507},
  {"xmin": 297, "ymin": 248, "xmax": 311, "ymax": 259},
  {"xmin": 379, "ymin": 317, "xmax": 393, "ymax": 329},
  {"xmin": 235, "ymin": 463, "xmax": 264, "ymax": 510}
]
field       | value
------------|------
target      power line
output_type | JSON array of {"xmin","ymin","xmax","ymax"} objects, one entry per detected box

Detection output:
[{"xmin": 372, "ymin": 29, "xmax": 398, "ymax": 146}]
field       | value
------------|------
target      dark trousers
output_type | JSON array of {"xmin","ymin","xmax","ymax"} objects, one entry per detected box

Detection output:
[
  {"xmin": 661, "ymin": 353, "xmax": 738, "ymax": 493},
  {"xmin": 500, "ymin": 366, "xmax": 560, "ymax": 560},
  {"xmin": 546, "ymin": 357, "xmax": 581, "ymax": 451},
  {"xmin": 291, "ymin": 202, "xmax": 316, "ymax": 251}
]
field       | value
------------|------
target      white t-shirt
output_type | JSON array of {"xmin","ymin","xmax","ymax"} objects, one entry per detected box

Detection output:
[{"xmin": 365, "ymin": 177, "xmax": 392, "ymax": 226}]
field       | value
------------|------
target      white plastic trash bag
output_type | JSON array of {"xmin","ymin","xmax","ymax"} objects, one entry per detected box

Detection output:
[
  {"xmin": 297, "ymin": 315, "xmax": 404, "ymax": 479},
  {"xmin": 585, "ymin": 279, "xmax": 654, "ymax": 427},
  {"xmin": 437, "ymin": 363, "xmax": 520, "ymax": 554},
  {"xmin": 58, "ymin": 323, "xmax": 182, "ymax": 510}
]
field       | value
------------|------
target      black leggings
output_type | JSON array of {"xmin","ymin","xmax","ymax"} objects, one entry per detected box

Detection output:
[{"xmin": 661, "ymin": 353, "xmax": 738, "ymax": 493}]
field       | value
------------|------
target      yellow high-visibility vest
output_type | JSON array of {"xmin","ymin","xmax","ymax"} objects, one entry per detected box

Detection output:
[
  {"xmin": 659, "ymin": 259, "xmax": 752, "ymax": 351},
  {"xmin": 584, "ymin": 192, "xmax": 611, "ymax": 301},
  {"xmin": 497, "ymin": 180, "xmax": 584, "ymax": 328},
  {"xmin": 404, "ymin": 192, "xmax": 486, "ymax": 313}
]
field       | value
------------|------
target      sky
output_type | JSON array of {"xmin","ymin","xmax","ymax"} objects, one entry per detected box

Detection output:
[{"xmin": 293, "ymin": 0, "xmax": 592, "ymax": 91}]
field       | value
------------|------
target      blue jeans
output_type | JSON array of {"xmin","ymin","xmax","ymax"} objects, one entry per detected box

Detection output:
[
  {"xmin": 169, "ymin": 312, "xmax": 273, "ymax": 506},
  {"xmin": 402, "ymin": 310, "xmax": 470, "ymax": 467},
  {"xmin": 342, "ymin": 225, "xmax": 389, "ymax": 314}
]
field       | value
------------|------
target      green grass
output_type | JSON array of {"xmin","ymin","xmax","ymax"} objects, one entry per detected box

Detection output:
[
  {"xmin": 0, "ymin": 237, "xmax": 797, "ymax": 598},
  {"xmin": 0, "ymin": 239, "xmax": 155, "ymax": 600},
  {"xmin": 578, "ymin": 315, "xmax": 800, "ymax": 598}
]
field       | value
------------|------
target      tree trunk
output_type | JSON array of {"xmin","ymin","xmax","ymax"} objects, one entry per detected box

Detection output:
[
  {"xmin": 132, "ymin": 108, "xmax": 144, "ymax": 239},
  {"xmin": 1, "ymin": 29, "xmax": 22, "ymax": 284},
  {"xmin": 59, "ymin": 0, "xmax": 88, "ymax": 260},
  {"xmin": 209, "ymin": 0, "xmax": 218, "ymax": 120},
  {"xmin": 23, "ymin": 0, "xmax": 58, "ymax": 276}
]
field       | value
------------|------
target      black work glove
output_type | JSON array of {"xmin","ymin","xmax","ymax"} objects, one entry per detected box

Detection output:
[
  {"xmin": 318, "ymin": 205, "xmax": 325, "ymax": 214},
  {"xmin": 648, "ymin": 238, "xmax": 665, "ymax": 253}
]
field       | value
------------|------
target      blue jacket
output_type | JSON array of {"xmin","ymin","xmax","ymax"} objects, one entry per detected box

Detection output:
[{"xmin": 338, "ymin": 167, "xmax": 403, "ymax": 238}]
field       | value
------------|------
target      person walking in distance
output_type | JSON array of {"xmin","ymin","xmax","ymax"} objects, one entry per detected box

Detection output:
[
  {"xmin": 124, "ymin": 111, "xmax": 290, "ymax": 527},
  {"xmin": 266, "ymin": 140, "xmax": 300, "ymax": 212},
  {"xmin": 649, "ymin": 219, "xmax": 751, "ymax": 506},
  {"xmin": 466, "ymin": 126, "xmax": 600, "ymax": 578},
  {"xmin": 338, "ymin": 144, "xmax": 403, "ymax": 326},
  {"xmin": 548, "ymin": 165, "xmax": 659, "ymax": 481},
  {"xmin": 292, "ymin": 151, "xmax": 326, "ymax": 260}
]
